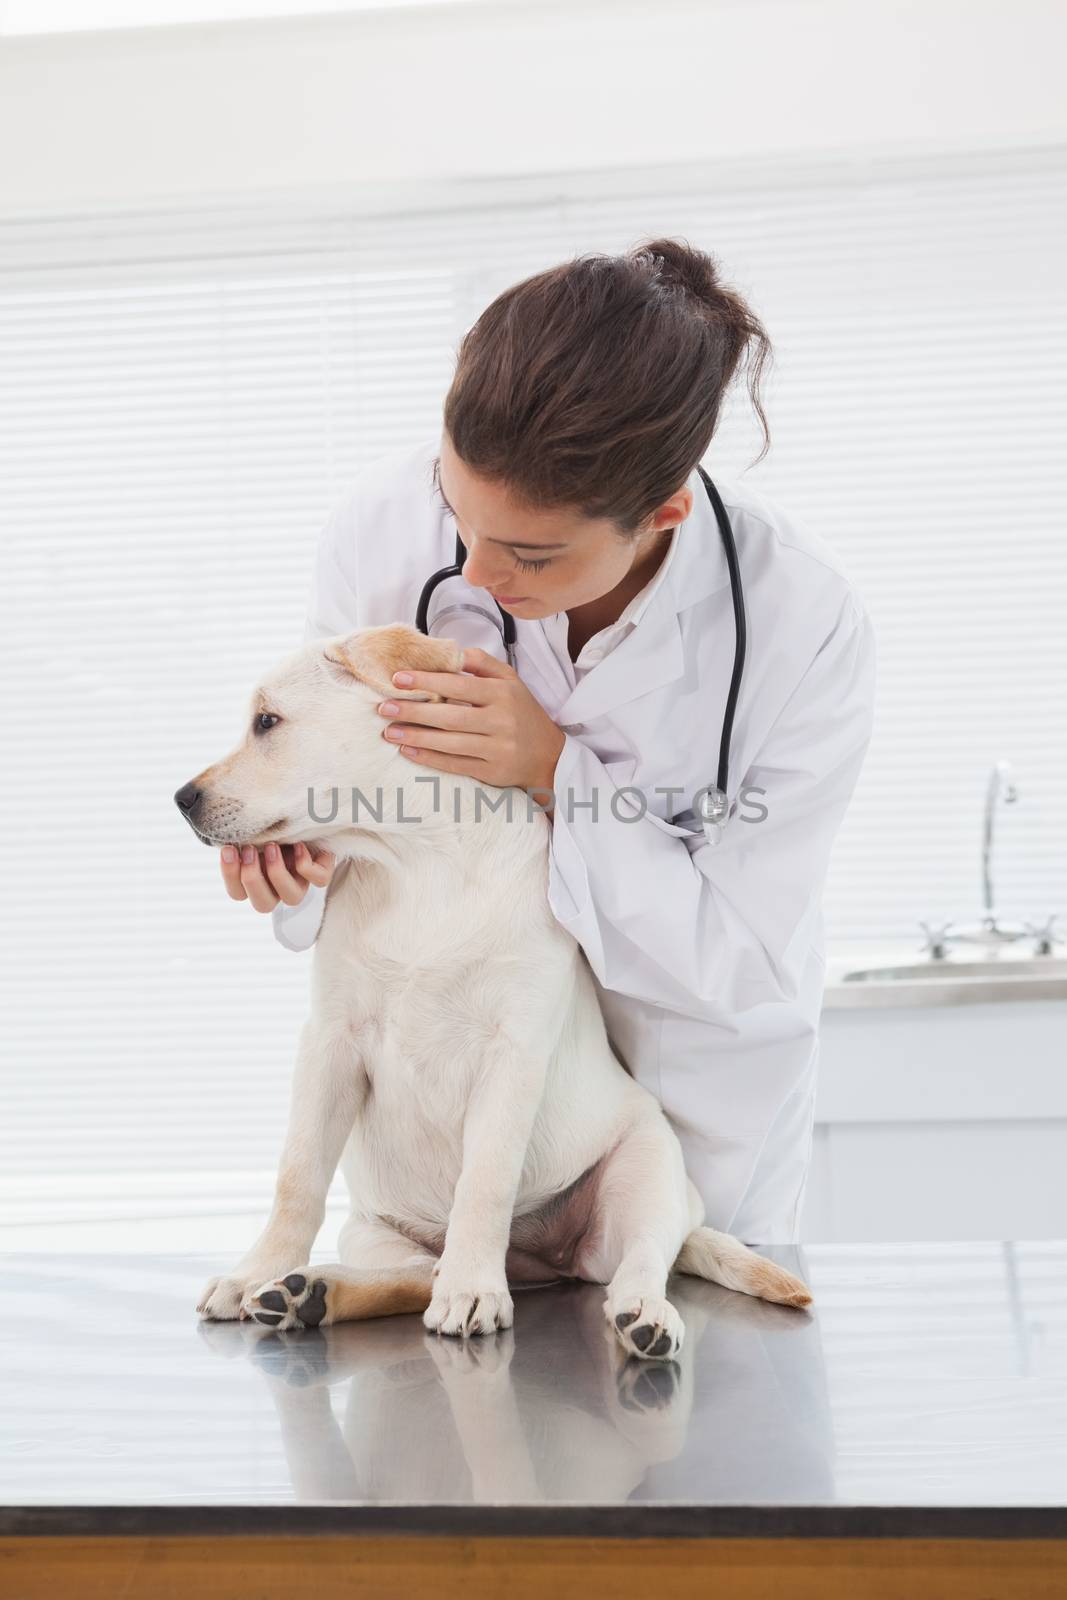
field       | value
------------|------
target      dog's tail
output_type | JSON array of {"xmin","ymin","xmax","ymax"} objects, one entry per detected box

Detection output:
[{"xmin": 674, "ymin": 1226, "xmax": 813, "ymax": 1308}]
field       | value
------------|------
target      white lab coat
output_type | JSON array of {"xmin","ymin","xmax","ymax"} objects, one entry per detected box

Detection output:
[{"xmin": 273, "ymin": 437, "xmax": 876, "ymax": 1244}]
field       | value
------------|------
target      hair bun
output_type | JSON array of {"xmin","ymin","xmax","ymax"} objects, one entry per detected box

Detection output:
[{"xmin": 634, "ymin": 237, "xmax": 721, "ymax": 304}]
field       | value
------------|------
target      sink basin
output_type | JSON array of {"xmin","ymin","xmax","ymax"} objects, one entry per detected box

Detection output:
[
  {"xmin": 843, "ymin": 956, "xmax": 1067, "ymax": 982},
  {"xmin": 824, "ymin": 953, "xmax": 1067, "ymax": 1009}
]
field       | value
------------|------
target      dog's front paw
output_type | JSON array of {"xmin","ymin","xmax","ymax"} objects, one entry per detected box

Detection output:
[
  {"xmin": 241, "ymin": 1271, "xmax": 331, "ymax": 1330},
  {"xmin": 423, "ymin": 1274, "xmax": 513, "ymax": 1338}
]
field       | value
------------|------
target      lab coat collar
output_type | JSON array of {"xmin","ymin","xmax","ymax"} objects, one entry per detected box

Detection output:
[{"xmin": 536, "ymin": 463, "xmax": 733, "ymax": 730}]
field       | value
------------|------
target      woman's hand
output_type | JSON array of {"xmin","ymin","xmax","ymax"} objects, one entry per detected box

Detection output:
[
  {"xmin": 375, "ymin": 647, "xmax": 566, "ymax": 800},
  {"xmin": 220, "ymin": 841, "xmax": 336, "ymax": 912}
]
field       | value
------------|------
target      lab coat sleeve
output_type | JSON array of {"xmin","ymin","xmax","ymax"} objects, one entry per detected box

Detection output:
[
  {"xmin": 270, "ymin": 501, "xmax": 362, "ymax": 953},
  {"xmin": 546, "ymin": 594, "xmax": 876, "ymax": 1019}
]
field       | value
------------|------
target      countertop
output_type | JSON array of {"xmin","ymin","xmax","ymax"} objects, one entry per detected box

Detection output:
[{"xmin": 2, "ymin": 1243, "xmax": 1065, "ymax": 1539}]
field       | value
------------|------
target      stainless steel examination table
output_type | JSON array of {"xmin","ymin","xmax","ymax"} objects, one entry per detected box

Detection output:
[{"xmin": 1, "ymin": 1244, "xmax": 1065, "ymax": 1597}]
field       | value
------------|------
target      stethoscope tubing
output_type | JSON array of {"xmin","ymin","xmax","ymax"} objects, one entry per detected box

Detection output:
[
  {"xmin": 696, "ymin": 465, "xmax": 746, "ymax": 801},
  {"xmin": 415, "ymin": 529, "xmax": 518, "ymax": 663}
]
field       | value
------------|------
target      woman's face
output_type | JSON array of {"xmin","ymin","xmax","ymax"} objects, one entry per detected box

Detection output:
[{"xmin": 436, "ymin": 434, "xmax": 692, "ymax": 619}]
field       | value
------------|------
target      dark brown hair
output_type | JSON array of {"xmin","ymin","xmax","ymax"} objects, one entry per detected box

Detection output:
[{"xmin": 442, "ymin": 236, "xmax": 772, "ymax": 535}]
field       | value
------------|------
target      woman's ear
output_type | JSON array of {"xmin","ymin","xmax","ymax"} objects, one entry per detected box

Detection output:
[{"xmin": 322, "ymin": 623, "xmax": 464, "ymax": 701}]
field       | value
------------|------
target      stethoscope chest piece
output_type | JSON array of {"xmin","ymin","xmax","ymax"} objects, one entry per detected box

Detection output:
[{"xmin": 698, "ymin": 785, "xmax": 730, "ymax": 849}]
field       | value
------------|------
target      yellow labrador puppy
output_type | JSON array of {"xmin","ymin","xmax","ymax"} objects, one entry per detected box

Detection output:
[{"xmin": 176, "ymin": 624, "xmax": 811, "ymax": 1360}]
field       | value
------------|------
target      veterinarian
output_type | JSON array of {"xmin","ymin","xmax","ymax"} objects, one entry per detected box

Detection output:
[{"xmin": 220, "ymin": 238, "xmax": 876, "ymax": 1245}]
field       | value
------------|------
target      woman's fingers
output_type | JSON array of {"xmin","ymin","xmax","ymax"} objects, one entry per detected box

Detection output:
[
  {"xmin": 261, "ymin": 842, "xmax": 311, "ymax": 906},
  {"xmin": 220, "ymin": 846, "xmax": 248, "ymax": 901},
  {"xmin": 293, "ymin": 842, "xmax": 337, "ymax": 887},
  {"xmin": 220, "ymin": 842, "xmax": 336, "ymax": 911},
  {"xmin": 239, "ymin": 845, "xmax": 281, "ymax": 912}
]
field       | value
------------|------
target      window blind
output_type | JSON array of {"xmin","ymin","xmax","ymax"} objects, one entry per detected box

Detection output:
[{"xmin": 3, "ymin": 145, "xmax": 1065, "ymax": 1248}]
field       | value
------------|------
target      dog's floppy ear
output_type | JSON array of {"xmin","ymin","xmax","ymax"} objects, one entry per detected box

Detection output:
[{"xmin": 323, "ymin": 623, "xmax": 464, "ymax": 702}]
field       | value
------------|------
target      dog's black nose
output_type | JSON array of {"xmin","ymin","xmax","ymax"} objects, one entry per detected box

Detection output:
[{"xmin": 174, "ymin": 782, "xmax": 202, "ymax": 815}]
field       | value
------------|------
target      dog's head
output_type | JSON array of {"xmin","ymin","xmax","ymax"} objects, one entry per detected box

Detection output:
[{"xmin": 173, "ymin": 623, "xmax": 465, "ymax": 850}]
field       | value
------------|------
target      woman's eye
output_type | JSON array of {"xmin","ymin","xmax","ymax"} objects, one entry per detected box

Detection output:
[
  {"xmin": 255, "ymin": 713, "xmax": 281, "ymax": 734},
  {"xmin": 433, "ymin": 485, "xmax": 551, "ymax": 575}
]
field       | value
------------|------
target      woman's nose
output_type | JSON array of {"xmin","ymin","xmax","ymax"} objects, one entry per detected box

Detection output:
[{"xmin": 461, "ymin": 540, "xmax": 511, "ymax": 593}]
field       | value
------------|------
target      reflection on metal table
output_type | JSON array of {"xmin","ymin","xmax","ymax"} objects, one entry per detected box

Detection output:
[{"xmin": 2, "ymin": 1246, "xmax": 1065, "ymax": 1595}]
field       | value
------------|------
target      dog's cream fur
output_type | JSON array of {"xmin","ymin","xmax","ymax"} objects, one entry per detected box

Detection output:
[{"xmin": 179, "ymin": 624, "xmax": 811, "ymax": 1359}]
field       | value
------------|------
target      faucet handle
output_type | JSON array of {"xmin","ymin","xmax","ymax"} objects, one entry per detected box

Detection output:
[
  {"xmin": 919, "ymin": 918, "xmax": 953, "ymax": 959},
  {"xmin": 1024, "ymin": 914, "xmax": 1060, "ymax": 955}
]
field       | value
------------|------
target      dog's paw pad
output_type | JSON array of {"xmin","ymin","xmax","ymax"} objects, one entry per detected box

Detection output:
[
  {"xmin": 605, "ymin": 1294, "xmax": 683, "ymax": 1361},
  {"xmin": 242, "ymin": 1272, "xmax": 329, "ymax": 1331}
]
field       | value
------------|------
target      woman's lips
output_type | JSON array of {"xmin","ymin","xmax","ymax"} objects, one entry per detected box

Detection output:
[{"xmin": 491, "ymin": 592, "xmax": 527, "ymax": 605}]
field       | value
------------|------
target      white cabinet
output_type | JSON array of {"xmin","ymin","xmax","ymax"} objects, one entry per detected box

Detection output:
[{"xmin": 802, "ymin": 996, "xmax": 1067, "ymax": 1241}]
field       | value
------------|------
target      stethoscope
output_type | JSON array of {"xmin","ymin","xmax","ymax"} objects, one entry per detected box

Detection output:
[{"xmin": 416, "ymin": 464, "xmax": 746, "ymax": 844}]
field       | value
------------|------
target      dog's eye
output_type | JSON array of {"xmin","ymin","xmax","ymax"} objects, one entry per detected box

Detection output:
[{"xmin": 254, "ymin": 713, "xmax": 281, "ymax": 735}]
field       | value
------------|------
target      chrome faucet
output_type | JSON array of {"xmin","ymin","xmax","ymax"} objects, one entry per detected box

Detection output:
[
  {"xmin": 918, "ymin": 761, "xmax": 1059, "ymax": 959},
  {"xmin": 981, "ymin": 760, "xmax": 1018, "ymax": 923}
]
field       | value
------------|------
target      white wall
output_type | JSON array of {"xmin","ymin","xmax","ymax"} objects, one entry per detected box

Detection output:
[{"xmin": 0, "ymin": 0, "xmax": 1065, "ymax": 216}]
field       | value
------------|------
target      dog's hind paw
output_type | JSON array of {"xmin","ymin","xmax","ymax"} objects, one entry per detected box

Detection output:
[
  {"xmin": 241, "ymin": 1271, "xmax": 330, "ymax": 1331},
  {"xmin": 606, "ymin": 1293, "xmax": 684, "ymax": 1361}
]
